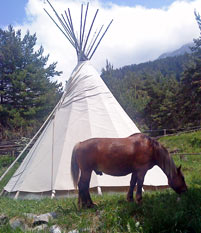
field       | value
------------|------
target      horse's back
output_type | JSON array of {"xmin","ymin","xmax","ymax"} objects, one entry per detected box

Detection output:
[
  {"xmin": 77, "ymin": 134, "xmax": 156, "ymax": 159},
  {"xmin": 74, "ymin": 134, "xmax": 157, "ymax": 176}
]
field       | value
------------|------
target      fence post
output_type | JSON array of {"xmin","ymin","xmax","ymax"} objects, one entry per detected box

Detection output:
[{"xmin": 163, "ymin": 129, "xmax": 166, "ymax": 135}]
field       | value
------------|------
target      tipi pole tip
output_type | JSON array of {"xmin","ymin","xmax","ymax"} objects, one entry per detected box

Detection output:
[
  {"xmin": 89, "ymin": 19, "xmax": 113, "ymax": 60},
  {"xmin": 45, "ymin": 0, "xmax": 113, "ymax": 61},
  {"xmin": 86, "ymin": 24, "xmax": 104, "ymax": 57},
  {"xmin": 82, "ymin": 8, "xmax": 99, "ymax": 55},
  {"xmin": 80, "ymin": 4, "xmax": 83, "ymax": 49},
  {"xmin": 44, "ymin": 8, "xmax": 76, "ymax": 48},
  {"xmin": 80, "ymin": 2, "xmax": 89, "ymax": 51}
]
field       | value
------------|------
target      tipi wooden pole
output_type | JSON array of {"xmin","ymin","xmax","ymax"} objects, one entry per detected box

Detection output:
[
  {"xmin": 86, "ymin": 25, "xmax": 103, "ymax": 57},
  {"xmin": 0, "ymin": 189, "xmax": 5, "ymax": 196},
  {"xmin": 89, "ymin": 19, "xmax": 113, "ymax": 59},
  {"xmin": 14, "ymin": 191, "xmax": 20, "ymax": 199},
  {"xmin": 51, "ymin": 190, "xmax": 56, "ymax": 199},
  {"xmin": 97, "ymin": 186, "xmax": 102, "ymax": 195}
]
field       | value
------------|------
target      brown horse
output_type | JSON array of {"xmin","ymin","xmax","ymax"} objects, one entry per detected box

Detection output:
[{"xmin": 71, "ymin": 133, "xmax": 187, "ymax": 208}]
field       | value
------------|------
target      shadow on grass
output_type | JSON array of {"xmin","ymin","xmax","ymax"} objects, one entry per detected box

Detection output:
[
  {"xmin": 83, "ymin": 187, "xmax": 201, "ymax": 233},
  {"xmin": 0, "ymin": 187, "xmax": 200, "ymax": 233}
]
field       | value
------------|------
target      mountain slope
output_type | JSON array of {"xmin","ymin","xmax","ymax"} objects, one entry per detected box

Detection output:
[
  {"xmin": 101, "ymin": 52, "xmax": 193, "ymax": 131},
  {"xmin": 158, "ymin": 43, "xmax": 193, "ymax": 59},
  {"xmin": 102, "ymin": 52, "xmax": 191, "ymax": 82}
]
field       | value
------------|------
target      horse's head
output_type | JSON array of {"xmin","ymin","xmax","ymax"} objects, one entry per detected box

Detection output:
[{"xmin": 168, "ymin": 165, "xmax": 188, "ymax": 194}]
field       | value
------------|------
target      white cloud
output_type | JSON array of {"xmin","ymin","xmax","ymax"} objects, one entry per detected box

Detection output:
[{"xmin": 17, "ymin": 0, "xmax": 201, "ymax": 85}]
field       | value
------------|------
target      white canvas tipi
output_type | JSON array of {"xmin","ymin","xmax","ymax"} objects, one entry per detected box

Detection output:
[{"xmin": 2, "ymin": 1, "xmax": 167, "ymax": 199}]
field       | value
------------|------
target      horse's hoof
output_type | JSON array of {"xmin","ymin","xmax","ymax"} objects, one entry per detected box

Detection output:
[
  {"xmin": 87, "ymin": 203, "xmax": 97, "ymax": 208},
  {"xmin": 135, "ymin": 199, "xmax": 142, "ymax": 205},
  {"xmin": 127, "ymin": 197, "xmax": 134, "ymax": 202},
  {"xmin": 81, "ymin": 202, "xmax": 97, "ymax": 209}
]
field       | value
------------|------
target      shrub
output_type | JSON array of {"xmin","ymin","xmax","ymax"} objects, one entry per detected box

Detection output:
[
  {"xmin": 190, "ymin": 136, "xmax": 201, "ymax": 148},
  {"xmin": 0, "ymin": 155, "xmax": 15, "ymax": 168}
]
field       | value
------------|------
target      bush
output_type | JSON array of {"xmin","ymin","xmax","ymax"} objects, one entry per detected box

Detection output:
[
  {"xmin": 0, "ymin": 156, "xmax": 15, "ymax": 168},
  {"xmin": 190, "ymin": 136, "xmax": 201, "ymax": 148}
]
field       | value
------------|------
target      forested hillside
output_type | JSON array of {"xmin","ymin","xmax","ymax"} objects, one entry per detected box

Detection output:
[{"xmin": 101, "ymin": 12, "xmax": 201, "ymax": 133}]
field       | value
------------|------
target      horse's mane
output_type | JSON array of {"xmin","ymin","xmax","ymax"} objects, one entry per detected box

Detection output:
[
  {"xmin": 153, "ymin": 139, "xmax": 177, "ymax": 179},
  {"xmin": 129, "ymin": 133, "xmax": 141, "ymax": 137},
  {"xmin": 129, "ymin": 133, "xmax": 177, "ymax": 179}
]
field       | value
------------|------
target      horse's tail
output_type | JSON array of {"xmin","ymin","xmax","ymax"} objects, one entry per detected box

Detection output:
[{"xmin": 71, "ymin": 142, "xmax": 80, "ymax": 189}]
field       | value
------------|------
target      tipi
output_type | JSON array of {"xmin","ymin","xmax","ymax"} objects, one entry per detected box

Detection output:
[{"xmin": 2, "ymin": 1, "xmax": 167, "ymax": 199}]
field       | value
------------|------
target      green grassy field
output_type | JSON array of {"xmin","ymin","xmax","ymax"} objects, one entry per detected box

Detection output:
[
  {"xmin": 159, "ymin": 130, "xmax": 201, "ymax": 188},
  {"xmin": 0, "ymin": 131, "xmax": 201, "ymax": 233}
]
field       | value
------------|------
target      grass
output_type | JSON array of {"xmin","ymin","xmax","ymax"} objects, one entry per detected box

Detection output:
[
  {"xmin": 159, "ymin": 130, "xmax": 201, "ymax": 187},
  {"xmin": 0, "ymin": 164, "xmax": 20, "ymax": 193},
  {"xmin": 0, "ymin": 130, "xmax": 201, "ymax": 232},
  {"xmin": 159, "ymin": 130, "xmax": 201, "ymax": 154},
  {"xmin": 0, "ymin": 189, "xmax": 201, "ymax": 233}
]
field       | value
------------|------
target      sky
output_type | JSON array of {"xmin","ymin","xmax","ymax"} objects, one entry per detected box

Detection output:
[
  {"xmin": 0, "ymin": 0, "xmax": 193, "ymax": 26},
  {"xmin": 0, "ymin": 0, "xmax": 201, "ymax": 85}
]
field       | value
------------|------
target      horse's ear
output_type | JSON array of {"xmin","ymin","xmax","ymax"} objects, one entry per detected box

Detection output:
[{"xmin": 177, "ymin": 165, "xmax": 182, "ymax": 172}]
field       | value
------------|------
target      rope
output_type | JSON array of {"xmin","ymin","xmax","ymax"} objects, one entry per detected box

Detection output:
[
  {"xmin": 171, "ymin": 153, "xmax": 201, "ymax": 156},
  {"xmin": 51, "ymin": 116, "xmax": 55, "ymax": 191},
  {"xmin": 143, "ymin": 126, "xmax": 201, "ymax": 133}
]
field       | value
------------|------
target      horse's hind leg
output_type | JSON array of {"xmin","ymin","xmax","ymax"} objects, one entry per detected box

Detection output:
[
  {"xmin": 78, "ymin": 170, "xmax": 94, "ymax": 208},
  {"xmin": 127, "ymin": 172, "xmax": 137, "ymax": 202},
  {"xmin": 136, "ymin": 171, "xmax": 146, "ymax": 204}
]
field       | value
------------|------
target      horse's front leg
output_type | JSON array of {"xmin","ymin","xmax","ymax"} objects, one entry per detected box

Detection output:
[
  {"xmin": 136, "ymin": 171, "xmax": 146, "ymax": 204},
  {"xmin": 127, "ymin": 172, "xmax": 137, "ymax": 202},
  {"xmin": 78, "ymin": 170, "xmax": 94, "ymax": 208}
]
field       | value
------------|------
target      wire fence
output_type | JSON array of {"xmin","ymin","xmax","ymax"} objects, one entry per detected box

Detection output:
[
  {"xmin": 143, "ymin": 125, "xmax": 201, "ymax": 138},
  {"xmin": 143, "ymin": 125, "xmax": 201, "ymax": 156},
  {"xmin": 0, "ymin": 125, "xmax": 200, "ymax": 158},
  {"xmin": 172, "ymin": 153, "xmax": 201, "ymax": 155}
]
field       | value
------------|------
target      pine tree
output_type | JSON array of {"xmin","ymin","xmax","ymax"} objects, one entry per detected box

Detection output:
[
  {"xmin": 178, "ymin": 11, "xmax": 201, "ymax": 127},
  {"xmin": 0, "ymin": 26, "xmax": 62, "ymax": 139},
  {"xmin": 143, "ymin": 74, "xmax": 179, "ymax": 132}
]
